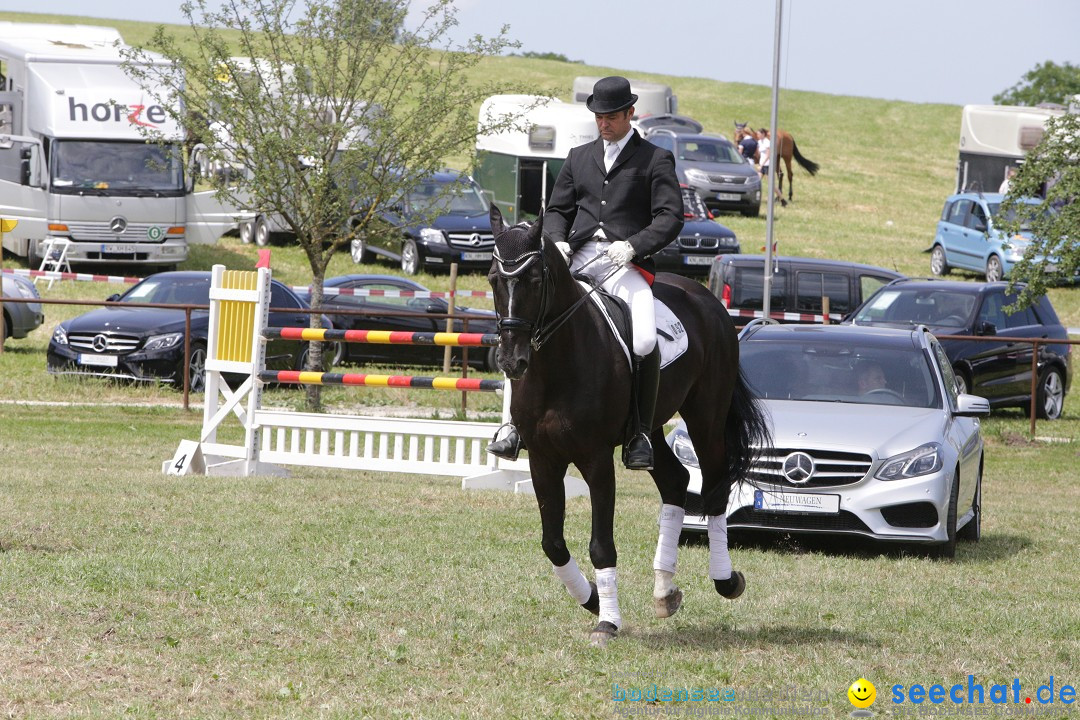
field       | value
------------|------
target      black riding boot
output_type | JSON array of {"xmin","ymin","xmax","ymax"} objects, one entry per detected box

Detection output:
[
  {"xmin": 623, "ymin": 346, "xmax": 660, "ymax": 470},
  {"xmin": 487, "ymin": 424, "xmax": 524, "ymax": 461}
]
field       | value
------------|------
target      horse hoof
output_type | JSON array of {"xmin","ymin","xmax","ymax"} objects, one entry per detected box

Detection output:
[
  {"xmin": 653, "ymin": 588, "xmax": 683, "ymax": 618},
  {"xmin": 714, "ymin": 571, "xmax": 746, "ymax": 600},
  {"xmin": 589, "ymin": 621, "xmax": 618, "ymax": 648},
  {"xmin": 582, "ymin": 582, "xmax": 600, "ymax": 616}
]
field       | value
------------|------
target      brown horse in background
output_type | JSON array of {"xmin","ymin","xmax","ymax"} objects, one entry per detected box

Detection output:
[{"xmin": 735, "ymin": 122, "xmax": 820, "ymax": 203}]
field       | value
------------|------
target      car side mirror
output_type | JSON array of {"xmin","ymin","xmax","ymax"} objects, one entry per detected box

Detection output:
[
  {"xmin": 424, "ymin": 299, "xmax": 448, "ymax": 314},
  {"xmin": 106, "ymin": 293, "xmax": 121, "ymax": 302},
  {"xmin": 954, "ymin": 393, "xmax": 990, "ymax": 417},
  {"xmin": 975, "ymin": 321, "xmax": 997, "ymax": 336}
]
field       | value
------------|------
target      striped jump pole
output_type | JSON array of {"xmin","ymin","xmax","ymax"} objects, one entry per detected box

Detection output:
[
  {"xmin": 263, "ymin": 327, "xmax": 499, "ymax": 347},
  {"xmin": 259, "ymin": 370, "xmax": 503, "ymax": 392}
]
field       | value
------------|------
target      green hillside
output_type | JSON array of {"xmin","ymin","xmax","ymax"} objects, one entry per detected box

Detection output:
[{"xmin": 2, "ymin": 11, "xmax": 1074, "ymax": 324}]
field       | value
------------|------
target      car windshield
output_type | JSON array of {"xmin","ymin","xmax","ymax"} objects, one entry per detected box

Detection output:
[
  {"xmin": 51, "ymin": 140, "xmax": 185, "ymax": 195},
  {"xmin": 120, "ymin": 276, "xmax": 211, "ymax": 305},
  {"xmin": 677, "ymin": 139, "xmax": 744, "ymax": 164},
  {"xmin": 987, "ymin": 201, "xmax": 1053, "ymax": 231},
  {"xmin": 405, "ymin": 179, "xmax": 487, "ymax": 216},
  {"xmin": 853, "ymin": 289, "xmax": 977, "ymax": 329},
  {"xmin": 742, "ymin": 336, "xmax": 941, "ymax": 408}
]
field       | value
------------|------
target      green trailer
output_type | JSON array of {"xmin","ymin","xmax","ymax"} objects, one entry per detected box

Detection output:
[{"xmin": 474, "ymin": 95, "xmax": 598, "ymax": 224}]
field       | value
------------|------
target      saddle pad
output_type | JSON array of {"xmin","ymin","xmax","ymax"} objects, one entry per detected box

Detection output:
[{"xmin": 579, "ymin": 281, "xmax": 689, "ymax": 369}]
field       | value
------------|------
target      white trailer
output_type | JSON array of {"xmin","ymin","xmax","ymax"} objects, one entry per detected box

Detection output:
[
  {"xmin": 474, "ymin": 95, "xmax": 598, "ymax": 224},
  {"xmin": 0, "ymin": 22, "xmax": 239, "ymax": 268},
  {"xmin": 571, "ymin": 76, "xmax": 677, "ymax": 118},
  {"xmin": 956, "ymin": 104, "xmax": 1065, "ymax": 193}
]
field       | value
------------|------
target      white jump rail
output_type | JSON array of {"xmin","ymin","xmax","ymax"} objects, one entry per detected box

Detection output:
[{"xmin": 164, "ymin": 263, "xmax": 586, "ymax": 498}]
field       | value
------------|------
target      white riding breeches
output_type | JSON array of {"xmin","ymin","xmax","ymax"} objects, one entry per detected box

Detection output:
[{"xmin": 569, "ymin": 239, "xmax": 656, "ymax": 356}]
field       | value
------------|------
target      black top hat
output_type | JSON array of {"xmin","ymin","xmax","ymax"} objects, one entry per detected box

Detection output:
[{"xmin": 586, "ymin": 76, "xmax": 638, "ymax": 114}]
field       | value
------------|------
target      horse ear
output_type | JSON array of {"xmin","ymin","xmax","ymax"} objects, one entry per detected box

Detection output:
[
  {"xmin": 527, "ymin": 208, "xmax": 544, "ymax": 247},
  {"xmin": 489, "ymin": 204, "xmax": 509, "ymax": 236}
]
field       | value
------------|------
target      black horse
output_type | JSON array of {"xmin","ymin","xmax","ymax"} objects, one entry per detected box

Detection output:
[{"xmin": 487, "ymin": 206, "xmax": 770, "ymax": 646}]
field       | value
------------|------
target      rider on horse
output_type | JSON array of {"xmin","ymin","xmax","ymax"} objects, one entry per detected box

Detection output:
[{"xmin": 487, "ymin": 76, "xmax": 684, "ymax": 470}]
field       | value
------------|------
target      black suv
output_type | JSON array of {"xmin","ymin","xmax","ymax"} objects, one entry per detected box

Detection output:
[
  {"xmin": 708, "ymin": 255, "xmax": 904, "ymax": 325},
  {"xmin": 350, "ymin": 170, "xmax": 493, "ymax": 275},
  {"xmin": 848, "ymin": 279, "xmax": 1072, "ymax": 419}
]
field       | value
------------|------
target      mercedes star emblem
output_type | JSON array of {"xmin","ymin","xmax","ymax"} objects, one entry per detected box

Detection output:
[
  {"xmin": 782, "ymin": 451, "xmax": 815, "ymax": 485},
  {"xmin": 109, "ymin": 216, "xmax": 128, "ymax": 234},
  {"xmin": 469, "ymin": 233, "xmax": 483, "ymax": 246},
  {"xmin": 92, "ymin": 334, "xmax": 109, "ymax": 352}
]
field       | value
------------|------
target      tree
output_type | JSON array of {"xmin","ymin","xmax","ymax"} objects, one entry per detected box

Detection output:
[
  {"xmin": 998, "ymin": 111, "xmax": 1080, "ymax": 308},
  {"xmin": 993, "ymin": 61, "xmax": 1080, "ymax": 107},
  {"xmin": 122, "ymin": 0, "xmax": 530, "ymax": 408}
]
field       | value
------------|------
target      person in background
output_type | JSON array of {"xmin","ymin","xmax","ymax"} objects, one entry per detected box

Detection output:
[
  {"xmin": 757, "ymin": 128, "xmax": 787, "ymax": 207},
  {"xmin": 999, "ymin": 166, "xmax": 1017, "ymax": 194}
]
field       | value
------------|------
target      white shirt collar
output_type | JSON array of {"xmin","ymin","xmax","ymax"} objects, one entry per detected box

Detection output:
[{"xmin": 606, "ymin": 129, "xmax": 633, "ymax": 155}]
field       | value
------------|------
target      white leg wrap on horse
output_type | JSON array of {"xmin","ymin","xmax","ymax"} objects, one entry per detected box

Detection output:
[
  {"xmin": 594, "ymin": 567, "xmax": 622, "ymax": 629},
  {"xmin": 708, "ymin": 514, "xmax": 733, "ymax": 581},
  {"xmin": 552, "ymin": 557, "xmax": 593, "ymax": 605},
  {"xmin": 653, "ymin": 503, "xmax": 685, "ymax": 574}
]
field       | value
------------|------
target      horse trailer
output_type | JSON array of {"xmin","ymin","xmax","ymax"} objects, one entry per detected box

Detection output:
[
  {"xmin": 474, "ymin": 95, "xmax": 599, "ymax": 224},
  {"xmin": 956, "ymin": 104, "xmax": 1065, "ymax": 194},
  {"xmin": 571, "ymin": 76, "xmax": 677, "ymax": 118}
]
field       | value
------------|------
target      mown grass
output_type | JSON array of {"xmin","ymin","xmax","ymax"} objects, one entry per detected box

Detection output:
[{"xmin": 1, "ymin": 403, "xmax": 1079, "ymax": 718}]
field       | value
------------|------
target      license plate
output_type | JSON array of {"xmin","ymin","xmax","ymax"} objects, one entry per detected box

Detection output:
[
  {"xmin": 716, "ymin": 193, "xmax": 740, "ymax": 201},
  {"xmin": 683, "ymin": 255, "xmax": 714, "ymax": 265},
  {"xmin": 461, "ymin": 251, "xmax": 492, "ymax": 261},
  {"xmin": 754, "ymin": 489, "xmax": 839, "ymax": 514},
  {"xmin": 78, "ymin": 353, "xmax": 118, "ymax": 367},
  {"xmin": 102, "ymin": 244, "xmax": 138, "ymax": 253}
]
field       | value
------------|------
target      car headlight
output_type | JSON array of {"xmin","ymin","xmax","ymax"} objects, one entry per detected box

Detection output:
[
  {"xmin": 669, "ymin": 429, "xmax": 699, "ymax": 468},
  {"xmin": 51, "ymin": 325, "xmax": 68, "ymax": 345},
  {"xmin": 419, "ymin": 228, "xmax": 445, "ymax": 244},
  {"xmin": 684, "ymin": 168, "xmax": 711, "ymax": 184},
  {"xmin": 876, "ymin": 442, "xmax": 943, "ymax": 480},
  {"xmin": 143, "ymin": 333, "xmax": 184, "ymax": 352}
]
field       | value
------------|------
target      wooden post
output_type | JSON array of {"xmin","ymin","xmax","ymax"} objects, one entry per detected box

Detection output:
[
  {"xmin": 822, "ymin": 296, "xmax": 830, "ymax": 325},
  {"xmin": 443, "ymin": 263, "xmax": 458, "ymax": 374}
]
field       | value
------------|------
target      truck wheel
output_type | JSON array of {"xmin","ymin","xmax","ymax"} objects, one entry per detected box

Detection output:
[
  {"xmin": 239, "ymin": 221, "xmax": 254, "ymax": 244},
  {"xmin": 254, "ymin": 217, "xmax": 271, "ymax": 247}
]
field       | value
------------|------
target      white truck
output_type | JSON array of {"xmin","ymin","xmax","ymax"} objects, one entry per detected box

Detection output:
[
  {"xmin": 956, "ymin": 104, "xmax": 1066, "ymax": 194},
  {"xmin": 0, "ymin": 22, "xmax": 239, "ymax": 268}
]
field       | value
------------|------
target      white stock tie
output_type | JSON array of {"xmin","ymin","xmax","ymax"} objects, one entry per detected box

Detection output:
[{"xmin": 604, "ymin": 142, "xmax": 619, "ymax": 173}]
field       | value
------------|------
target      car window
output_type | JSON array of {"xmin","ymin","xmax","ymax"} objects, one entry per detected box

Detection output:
[
  {"xmin": 677, "ymin": 139, "xmax": 742, "ymax": 164},
  {"xmin": 270, "ymin": 282, "xmax": 301, "ymax": 310},
  {"xmin": 967, "ymin": 202, "xmax": 989, "ymax": 231},
  {"xmin": 1003, "ymin": 295, "xmax": 1037, "ymax": 329},
  {"xmin": 122, "ymin": 276, "xmax": 210, "ymax": 305},
  {"xmin": 730, "ymin": 266, "xmax": 786, "ymax": 310},
  {"xmin": 741, "ymin": 337, "xmax": 940, "ymax": 408},
  {"xmin": 947, "ymin": 199, "xmax": 971, "ymax": 226},
  {"xmin": 796, "ymin": 271, "xmax": 850, "ymax": 314},
  {"xmin": 1033, "ymin": 296, "xmax": 1061, "ymax": 325},
  {"xmin": 977, "ymin": 292, "xmax": 1008, "ymax": 331},
  {"xmin": 649, "ymin": 134, "xmax": 675, "ymax": 153},
  {"xmin": 934, "ymin": 343, "xmax": 960, "ymax": 405},
  {"xmin": 860, "ymin": 275, "xmax": 894, "ymax": 304}
]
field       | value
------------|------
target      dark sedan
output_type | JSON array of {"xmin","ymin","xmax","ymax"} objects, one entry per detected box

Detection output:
[
  {"xmin": 653, "ymin": 186, "xmax": 740, "ymax": 276},
  {"xmin": 47, "ymin": 272, "xmax": 325, "ymax": 391},
  {"xmin": 300, "ymin": 274, "xmax": 499, "ymax": 371},
  {"xmin": 849, "ymin": 279, "xmax": 1072, "ymax": 419}
]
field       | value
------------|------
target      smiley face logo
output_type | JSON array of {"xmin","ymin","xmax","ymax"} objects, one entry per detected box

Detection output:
[{"xmin": 848, "ymin": 678, "xmax": 876, "ymax": 709}]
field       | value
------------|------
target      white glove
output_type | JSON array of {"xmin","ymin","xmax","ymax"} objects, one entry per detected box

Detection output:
[
  {"xmin": 605, "ymin": 240, "xmax": 636, "ymax": 268},
  {"xmin": 555, "ymin": 241, "xmax": 572, "ymax": 264}
]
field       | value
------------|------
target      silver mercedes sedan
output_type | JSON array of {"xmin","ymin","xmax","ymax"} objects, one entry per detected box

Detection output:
[{"xmin": 667, "ymin": 322, "xmax": 990, "ymax": 558}]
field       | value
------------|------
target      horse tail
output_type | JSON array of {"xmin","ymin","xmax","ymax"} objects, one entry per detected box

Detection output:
[
  {"xmin": 701, "ymin": 367, "xmax": 772, "ymax": 515},
  {"xmin": 791, "ymin": 142, "xmax": 820, "ymax": 176}
]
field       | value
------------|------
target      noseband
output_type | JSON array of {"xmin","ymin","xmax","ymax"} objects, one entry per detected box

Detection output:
[{"xmin": 493, "ymin": 241, "xmax": 553, "ymax": 350}]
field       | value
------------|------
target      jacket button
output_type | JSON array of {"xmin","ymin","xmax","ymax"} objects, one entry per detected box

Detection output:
[
  {"xmin": 604, "ymin": 180, "xmax": 609, "ymax": 185},
  {"xmin": 601, "ymin": 200, "xmax": 607, "ymax": 206},
  {"xmin": 599, "ymin": 222, "xmax": 604, "ymax": 227}
]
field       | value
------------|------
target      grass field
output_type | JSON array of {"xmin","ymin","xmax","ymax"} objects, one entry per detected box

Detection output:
[{"xmin": 1, "ymin": 9, "xmax": 1080, "ymax": 719}]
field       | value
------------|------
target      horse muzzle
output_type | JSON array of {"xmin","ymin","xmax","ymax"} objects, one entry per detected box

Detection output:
[{"xmin": 496, "ymin": 340, "xmax": 530, "ymax": 379}]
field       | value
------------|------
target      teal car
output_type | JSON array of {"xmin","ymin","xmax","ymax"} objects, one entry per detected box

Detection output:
[{"xmin": 928, "ymin": 192, "xmax": 1051, "ymax": 282}]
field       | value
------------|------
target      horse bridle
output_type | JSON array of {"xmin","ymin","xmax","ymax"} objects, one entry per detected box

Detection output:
[{"xmin": 493, "ymin": 238, "xmax": 617, "ymax": 352}]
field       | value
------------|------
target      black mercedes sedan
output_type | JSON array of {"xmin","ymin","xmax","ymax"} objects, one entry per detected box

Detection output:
[
  {"xmin": 298, "ymin": 274, "xmax": 499, "ymax": 371},
  {"xmin": 47, "ymin": 271, "xmax": 327, "ymax": 391}
]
